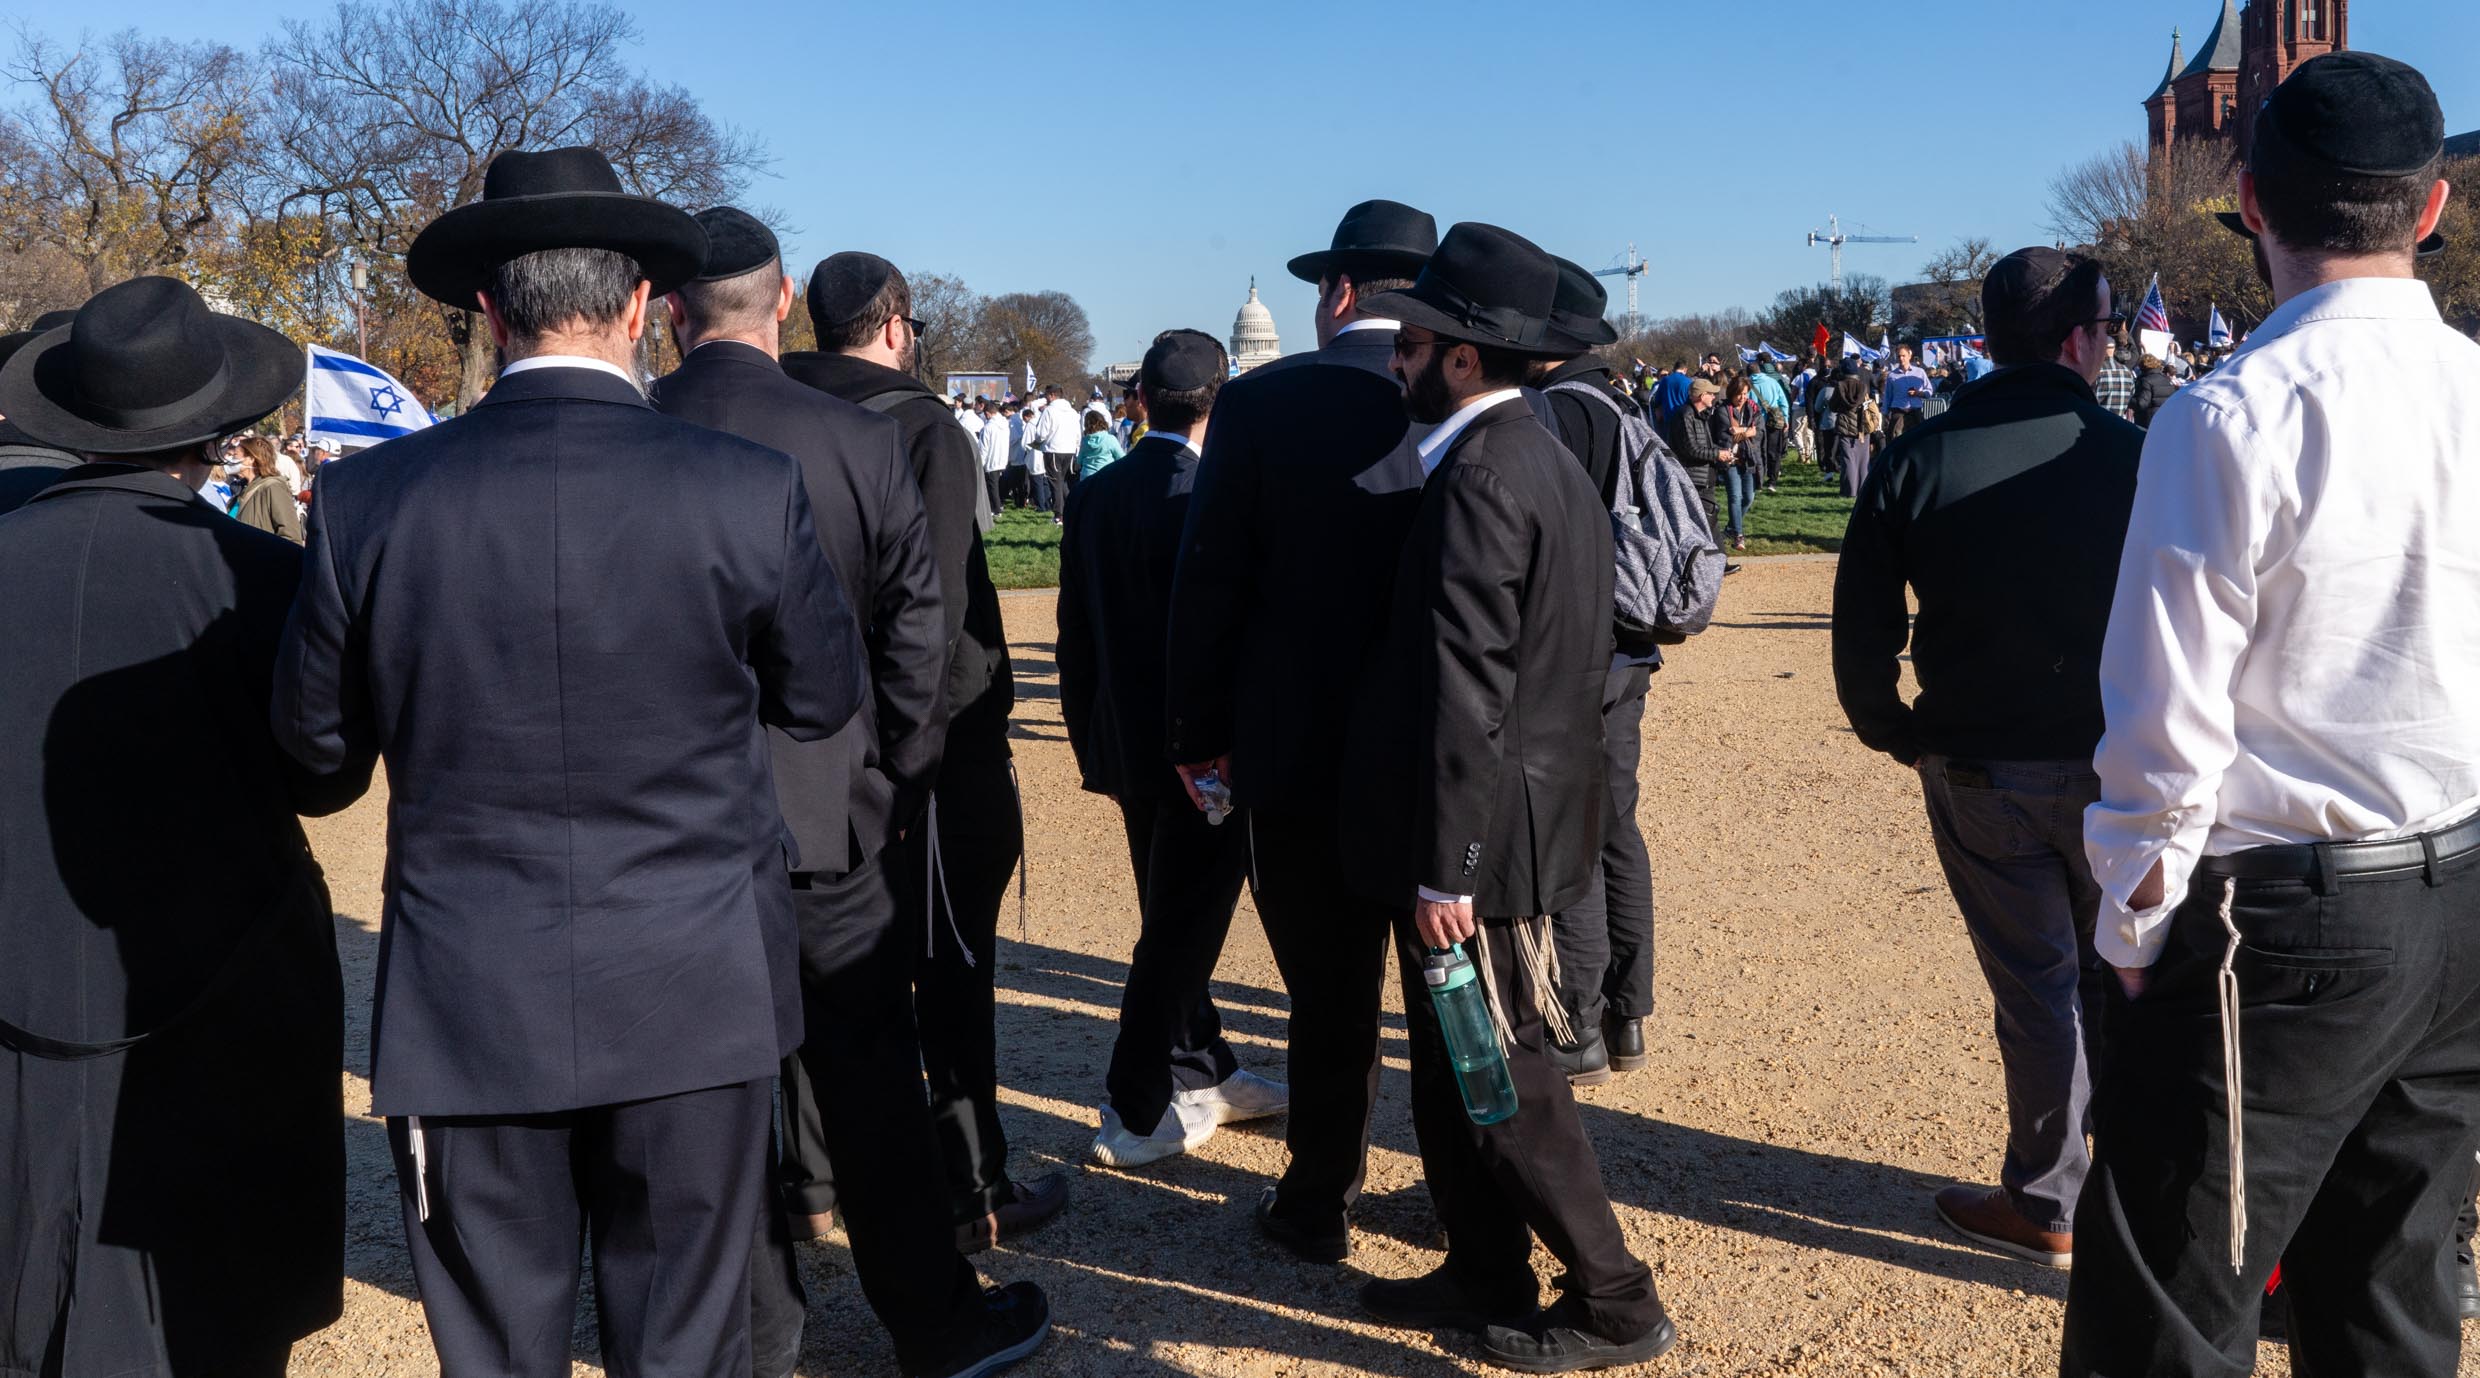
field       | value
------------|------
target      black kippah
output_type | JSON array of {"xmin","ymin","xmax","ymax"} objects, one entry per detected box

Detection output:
[
  {"xmin": 807, "ymin": 252, "xmax": 902, "ymax": 327},
  {"xmin": 1142, "ymin": 329, "xmax": 1226, "ymax": 393},
  {"xmin": 689, "ymin": 207, "xmax": 779, "ymax": 282},
  {"xmin": 2252, "ymin": 52, "xmax": 2444, "ymax": 178}
]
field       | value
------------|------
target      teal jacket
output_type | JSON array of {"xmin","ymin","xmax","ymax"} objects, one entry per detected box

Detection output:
[{"xmin": 1077, "ymin": 431, "xmax": 1125, "ymax": 479}]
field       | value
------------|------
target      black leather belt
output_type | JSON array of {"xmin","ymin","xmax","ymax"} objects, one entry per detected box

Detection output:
[{"xmin": 2199, "ymin": 811, "xmax": 2480, "ymax": 884}]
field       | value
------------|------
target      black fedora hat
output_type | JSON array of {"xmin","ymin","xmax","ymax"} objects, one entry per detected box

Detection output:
[
  {"xmin": 1545, "ymin": 256, "xmax": 1619, "ymax": 353},
  {"xmin": 406, "ymin": 147, "xmax": 709, "ymax": 309},
  {"xmin": 0, "ymin": 309, "xmax": 78, "ymax": 375},
  {"xmin": 1359, "ymin": 222, "xmax": 1566, "ymax": 356},
  {"xmin": 1285, "ymin": 199, "xmax": 1439, "ymax": 285},
  {"xmin": 2216, "ymin": 52, "xmax": 2448, "ymax": 257},
  {"xmin": 0, "ymin": 277, "xmax": 299, "ymax": 455}
]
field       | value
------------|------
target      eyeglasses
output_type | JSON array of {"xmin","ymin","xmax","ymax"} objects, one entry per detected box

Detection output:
[
  {"xmin": 1392, "ymin": 332, "xmax": 1447, "ymax": 357},
  {"xmin": 2088, "ymin": 312, "xmax": 2128, "ymax": 329},
  {"xmin": 901, "ymin": 316, "xmax": 926, "ymax": 336}
]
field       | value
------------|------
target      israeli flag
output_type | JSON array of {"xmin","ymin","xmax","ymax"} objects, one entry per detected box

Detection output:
[
  {"xmin": 2207, "ymin": 304, "xmax": 2233, "ymax": 349},
  {"xmin": 1025, "ymin": 361, "xmax": 1037, "ymax": 394},
  {"xmin": 1760, "ymin": 342, "xmax": 1795, "ymax": 362},
  {"xmin": 305, "ymin": 344, "xmax": 435, "ymax": 446}
]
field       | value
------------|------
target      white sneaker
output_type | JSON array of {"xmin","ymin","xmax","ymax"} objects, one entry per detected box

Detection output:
[
  {"xmin": 1090, "ymin": 1101, "xmax": 1212, "ymax": 1168},
  {"xmin": 1173, "ymin": 1068, "xmax": 1289, "ymax": 1127}
]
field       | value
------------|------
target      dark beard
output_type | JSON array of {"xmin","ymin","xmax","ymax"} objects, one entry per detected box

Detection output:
[{"xmin": 1402, "ymin": 349, "xmax": 1456, "ymax": 424}]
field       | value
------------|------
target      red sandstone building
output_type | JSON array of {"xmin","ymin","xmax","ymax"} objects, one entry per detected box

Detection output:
[{"xmin": 2144, "ymin": 0, "xmax": 2345, "ymax": 158}]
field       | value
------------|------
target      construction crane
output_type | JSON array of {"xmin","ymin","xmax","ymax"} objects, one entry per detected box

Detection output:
[
  {"xmin": 1806, "ymin": 214, "xmax": 1916, "ymax": 291},
  {"xmin": 1592, "ymin": 244, "xmax": 1649, "ymax": 334}
]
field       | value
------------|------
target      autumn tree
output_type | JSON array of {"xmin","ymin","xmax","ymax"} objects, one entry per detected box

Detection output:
[
  {"xmin": 1898, "ymin": 235, "xmax": 2001, "ymax": 336},
  {"xmin": 973, "ymin": 289, "xmax": 1095, "ymax": 392},
  {"xmin": 2047, "ymin": 139, "xmax": 2266, "ymax": 340},
  {"xmin": 0, "ymin": 29, "xmax": 259, "ymax": 294},
  {"xmin": 262, "ymin": 0, "xmax": 764, "ymax": 405}
]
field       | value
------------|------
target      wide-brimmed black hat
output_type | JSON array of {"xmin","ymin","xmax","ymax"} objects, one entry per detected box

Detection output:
[
  {"xmin": 1285, "ymin": 199, "xmax": 1439, "ymax": 285},
  {"xmin": 1360, "ymin": 222, "xmax": 1566, "ymax": 356},
  {"xmin": 406, "ymin": 146, "xmax": 708, "ymax": 309},
  {"xmin": 0, "ymin": 277, "xmax": 299, "ymax": 455},
  {"xmin": 1545, "ymin": 256, "xmax": 1619, "ymax": 353},
  {"xmin": 0, "ymin": 309, "xmax": 77, "ymax": 374},
  {"xmin": 2216, "ymin": 52, "xmax": 2447, "ymax": 257}
]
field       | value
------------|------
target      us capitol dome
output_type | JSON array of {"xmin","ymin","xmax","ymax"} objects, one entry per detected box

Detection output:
[{"xmin": 1229, "ymin": 277, "xmax": 1281, "ymax": 373}]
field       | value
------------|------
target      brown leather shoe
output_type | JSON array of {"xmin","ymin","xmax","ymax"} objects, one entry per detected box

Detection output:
[
  {"xmin": 956, "ymin": 1172, "xmax": 1072, "ymax": 1254},
  {"xmin": 1933, "ymin": 1184, "xmax": 2071, "ymax": 1268}
]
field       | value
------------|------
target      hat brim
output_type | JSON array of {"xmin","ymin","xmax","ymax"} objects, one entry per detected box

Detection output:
[
  {"xmin": 2214, "ymin": 209, "xmax": 2446, "ymax": 258},
  {"xmin": 1285, "ymin": 248, "xmax": 1435, "ymax": 286},
  {"xmin": 1545, "ymin": 314, "xmax": 1620, "ymax": 354},
  {"xmin": 0, "ymin": 314, "xmax": 302, "ymax": 455},
  {"xmin": 1359, "ymin": 290, "xmax": 1576, "ymax": 358},
  {"xmin": 406, "ymin": 191, "xmax": 709, "ymax": 309}
]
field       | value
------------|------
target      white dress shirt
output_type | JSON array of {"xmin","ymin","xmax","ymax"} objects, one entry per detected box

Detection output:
[
  {"xmin": 1335, "ymin": 318, "xmax": 1402, "ymax": 338},
  {"xmin": 2085, "ymin": 277, "xmax": 2480, "ymax": 967},
  {"xmin": 1410, "ymin": 386, "xmax": 1528, "ymax": 906},
  {"xmin": 500, "ymin": 354, "xmax": 641, "ymax": 388}
]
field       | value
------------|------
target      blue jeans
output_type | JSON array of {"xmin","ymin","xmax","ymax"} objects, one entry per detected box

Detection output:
[{"xmin": 1722, "ymin": 463, "xmax": 1754, "ymax": 540}]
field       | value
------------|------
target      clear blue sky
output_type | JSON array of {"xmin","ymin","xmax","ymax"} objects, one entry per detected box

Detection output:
[{"xmin": 31, "ymin": 0, "xmax": 2480, "ymax": 365}]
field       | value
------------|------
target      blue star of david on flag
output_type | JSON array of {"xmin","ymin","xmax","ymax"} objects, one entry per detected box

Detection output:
[{"xmin": 307, "ymin": 344, "xmax": 436, "ymax": 448}]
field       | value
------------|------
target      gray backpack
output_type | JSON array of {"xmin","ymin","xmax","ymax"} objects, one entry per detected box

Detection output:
[{"xmin": 1548, "ymin": 380, "xmax": 1723, "ymax": 644}]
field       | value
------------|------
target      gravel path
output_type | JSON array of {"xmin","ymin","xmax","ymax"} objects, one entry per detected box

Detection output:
[{"xmin": 295, "ymin": 562, "xmax": 2453, "ymax": 1376}]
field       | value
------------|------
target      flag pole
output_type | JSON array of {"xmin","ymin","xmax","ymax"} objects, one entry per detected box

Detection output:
[{"xmin": 302, "ymin": 344, "xmax": 315, "ymax": 442}]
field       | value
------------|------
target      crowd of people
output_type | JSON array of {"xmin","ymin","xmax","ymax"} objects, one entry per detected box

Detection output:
[{"xmin": 0, "ymin": 46, "xmax": 2476, "ymax": 1378}]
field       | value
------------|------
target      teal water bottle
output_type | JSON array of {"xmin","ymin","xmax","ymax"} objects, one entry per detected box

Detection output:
[{"xmin": 1424, "ymin": 944, "xmax": 1518, "ymax": 1125}]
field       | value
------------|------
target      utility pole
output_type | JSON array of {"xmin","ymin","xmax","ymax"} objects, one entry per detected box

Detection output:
[{"xmin": 349, "ymin": 254, "xmax": 370, "ymax": 360}]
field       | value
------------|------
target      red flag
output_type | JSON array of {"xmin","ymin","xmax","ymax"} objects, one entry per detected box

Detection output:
[{"xmin": 1811, "ymin": 323, "xmax": 1832, "ymax": 358}]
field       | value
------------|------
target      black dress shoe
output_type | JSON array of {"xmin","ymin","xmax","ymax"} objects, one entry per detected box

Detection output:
[
  {"xmin": 1480, "ymin": 1309, "xmax": 1679, "ymax": 1374},
  {"xmin": 1548, "ymin": 1027, "xmax": 1610, "ymax": 1087},
  {"xmin": 957, "ymin": 1173, "xmax": 1071, "ymax": 1254},
  {"xmin": 908, "ymin": 1282, "xmax": 1052, "ymax": 1378},
  {"xmin": 1602, "ymin": 1016, "xmax": 1647, "ymax": 1072},
  {"xmin": 1359, "ymin": 1267, "xmax": 1534, "ymax": 1333},
  {"xmin": 1255, "ymin": 1186, "xmax": 1349, "ymax": 1263}
]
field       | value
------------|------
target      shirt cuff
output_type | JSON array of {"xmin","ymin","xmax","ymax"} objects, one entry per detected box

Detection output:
[
  {"xmin": 1415, "ymin": 885, "xmax": 1474, "ymax": 906},
  {"xmin": 2094, "ymin": 890, "xmax": 2176, "ymax": 968}
]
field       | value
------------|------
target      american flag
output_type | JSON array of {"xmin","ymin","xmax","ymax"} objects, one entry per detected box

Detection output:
[{"xmin": 2136, "ymin": 275, "xmax": 2172, "ymax": 334}]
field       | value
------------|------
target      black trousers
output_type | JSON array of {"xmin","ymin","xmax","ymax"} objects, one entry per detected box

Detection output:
[
  {"xmin": 1043, "ymin": 454, "xmax": 1072, "ymax": 516},
  {"xmin": 983, "ymin": 471, "xmax": 1004, "ymax": 517},
  {"xmin": 770, "ymin": 860, "xmax": 984, "ymax": 1373},
  {"xmin": 389, "ymin": 1077, "xmax": 771, "ymax": 1378},
  {"xmin": 1550, "ymin": 663, "xmax": 1656, "ymax": 1032},
  {"xmin": 913, "ymin": 727, "xmax": 1026, "ymax": 1223},
  {"xmin": 2060, "ymin": 848, "xmax": 2480, "ymax": 1378},
  {"xmin": 1392, "ymin": 917, "xmax": 1667, "ymax": 1341},
  {"xmin": 1000, "ymin": 467, "xmax": 1028, "ymax": 509},
  {"xmin": 1252, "ymin": 804, "xmax": 1393, "ymax": 1227},
  {"xmin": 1684, "ymin": 464, "xmax": 1719, "ymax": 542},
  {"xmin": 1106, "ymin": 798, "xmax": 1250, "ymax": 1135}
]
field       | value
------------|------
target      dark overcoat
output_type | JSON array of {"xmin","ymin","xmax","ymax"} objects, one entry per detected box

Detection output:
[
  {"xmin": 1341, "ymin": 399, "xmax": 1617, "ymax": 918},
  {"xmin": 271, "ymin": 364, "xmax": 866, "ymax": 1117},
  {"xmin": 0, "ymin": 465, "xmax": 375, "ymax": 1376},
  {"xmin": 1162, "ymin": 327, "xmax": 1426, "ymax": 809},
  {"xmin": 1057, "ymin": 434, "xmax": 1201, "ymax": 806},
  {"xmin": 652, "ymin": 340, "xmax": 948, "ymax": 873}
]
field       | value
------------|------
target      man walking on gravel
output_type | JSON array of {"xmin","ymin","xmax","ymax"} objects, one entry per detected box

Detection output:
[
  {"xmin": 2061, "ymin": 54, "xmax": 2480, "ymax": 1376},
  {"xmin": 1831, "ymin": 245, "xmax": 2142, "ymax": 1271}
]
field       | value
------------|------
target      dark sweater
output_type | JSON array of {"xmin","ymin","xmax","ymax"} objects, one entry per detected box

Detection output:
[{"xmin": 1830, "ymin": 363, "xmax": 2144, "ymax": 764}]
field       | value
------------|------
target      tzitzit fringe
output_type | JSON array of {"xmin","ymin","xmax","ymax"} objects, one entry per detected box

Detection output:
[
  {"xmin": 1469, "ymin": 916, "xmax": 1576, "ymax": 1054},
  {"xmin": 2216, "ymin": 877, "xmax": 2247, "ymax": 1275}
]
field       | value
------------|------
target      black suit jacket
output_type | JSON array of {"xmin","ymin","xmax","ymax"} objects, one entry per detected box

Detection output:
[
  {"xmin": 781, "ymin": 352, "xmax": 1014, "ymax": 752},
  {"xmin": 1058, "ymin": 434, "xmax": 1200, "ymax": 806},
  {"xmin": 272, "ymin": 364, "xmax": 866, "ymax": 1116},
  {"xmin": 652, "ymin": 341, "xmax": 946, "ymax": 872},
  {"xmin": 1341, "ymin": 398, "xmax": 1616, "ymax": 917},
  {"xmin": 1164, "ymin": 327, "xmax": 1425, "ymax": 808}
]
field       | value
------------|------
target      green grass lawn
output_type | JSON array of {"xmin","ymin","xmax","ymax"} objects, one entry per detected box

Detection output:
[
  {"xmin": 976, "ymin": 452, "xmax": 1857, "ymax": 588},
  {"xmin": 982, "ymin": 506, "xmax": 1063, "ymax": 590},
  {"xmin": 1739, "ymin": 453, "xmax": 1855, "ymax": 556}
]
